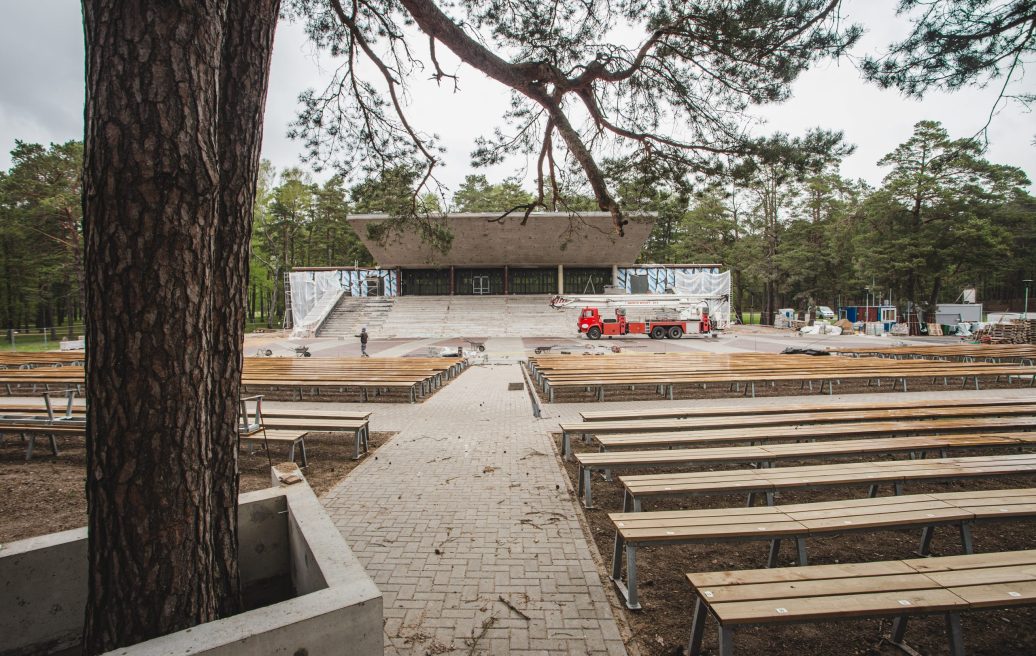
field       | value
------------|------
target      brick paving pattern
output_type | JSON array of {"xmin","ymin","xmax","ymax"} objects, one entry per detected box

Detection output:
[{"xmin": 322, "ymin": 363, "xmax": 627, "ymax": 656}]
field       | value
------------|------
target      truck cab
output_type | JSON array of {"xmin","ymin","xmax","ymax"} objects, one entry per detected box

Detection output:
[{"xmin": 578, "ymin": 307, "xmax": 628, "ymax": 339}]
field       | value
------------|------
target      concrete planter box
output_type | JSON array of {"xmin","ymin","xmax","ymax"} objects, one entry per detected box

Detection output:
[{"xmin": 1, "ymin": 472, "xmax": 382, "ymax": 656}]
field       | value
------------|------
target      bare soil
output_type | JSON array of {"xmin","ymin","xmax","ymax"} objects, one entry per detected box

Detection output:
[
  {"xmin": 0, "ymin": 430, "xmax": 395, "ymax": 543},
  {"xmin": 557, "ymin": 433, "xmax": 1036, "ymax": 656}
]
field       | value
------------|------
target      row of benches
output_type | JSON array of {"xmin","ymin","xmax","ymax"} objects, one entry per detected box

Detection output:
[
  {"xmin": 0, "ymin": 356, "xmax": 468, "ymax": 403},
  {"xmin": 611, "ymin": 484, "xmax": 1036, "ymax": 610},
  {"xmin": 561, "ymin": 401, "xmax": 1036, "ymax": 457},
  {"xmin": 562, "ymin": 395, "xmax": 1036, "ymax": 652},
  {"xmin": 0, "ymin": 394, "xmax": 374, "ymax": 464},
  {"xmin": 686, "ymin": 549, "xmax": 1036, "ymax": 655},
  {"xmin": 528, "ymin": 352, "xmax": 1036, "ymax": 401},
  {"xmin": 830, "ymin": 343, "xmax": 1036, "ymax": 363}
]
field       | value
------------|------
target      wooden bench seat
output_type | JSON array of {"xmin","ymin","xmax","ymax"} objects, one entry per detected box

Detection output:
[
  {"xmin": 578, "ymin": 396, "xmax": 1036, "ymax": 422},
  {"xmin": 239, "ymin": 430, "xmax": 310, "ymax": 466},
  {"xmin": 685, "ymin": 549, "xmax": 1036, "ymax": 655},
  {"xmin": 589, "ymin": 415, "xmax": 1036, "ymax": 454},
  {"xmin": 608, "ymin": 488, "xmax": 1036, "ymax": 609},
  {"xmin": 574, "ymin": 433, "xmax": 1036, "ymax": 508},
  {"xmin": 0, "ymin": 420, "xmax": 83, "ymax": 459},
  {"xmin": 243, "ymin": 418, "xmax": 371, "ymax": 460},
  {"xmin": 561, "ymin": 410, "xmax": 1036, "ymax": 457},
  {"xmin": 619, "ymin": 453, "xmax": 1036, "ymax": 509}
]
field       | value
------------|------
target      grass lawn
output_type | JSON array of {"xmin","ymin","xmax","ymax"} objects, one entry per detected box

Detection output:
[{"xmin": 0, "ymin": 327, "xmax": 83, "ymax": 352}]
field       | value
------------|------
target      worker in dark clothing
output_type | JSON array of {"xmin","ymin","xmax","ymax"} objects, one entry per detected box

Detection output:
[{"xmin": 359, "ymin": 327, "xmax": 369, "ymax": 357}]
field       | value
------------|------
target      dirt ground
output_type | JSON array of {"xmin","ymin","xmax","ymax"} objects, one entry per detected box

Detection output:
[
  {"xmin": 0, "ymin": 430, "xmax": 395, "ymax": 543},
  {"xmin": 558, "ymin": 434, "xmax": 1036, "ymax": 656}
]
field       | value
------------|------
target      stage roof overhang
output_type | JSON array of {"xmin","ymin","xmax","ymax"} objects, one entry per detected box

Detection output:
[{"xmin": 347, "ymin": 212, "xmax": 655, "ymax": 268}]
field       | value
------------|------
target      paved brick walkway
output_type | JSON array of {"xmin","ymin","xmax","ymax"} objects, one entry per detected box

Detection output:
[{"xmin": 321, "ymin": 363, "xmax": 627, "ymax": 656}]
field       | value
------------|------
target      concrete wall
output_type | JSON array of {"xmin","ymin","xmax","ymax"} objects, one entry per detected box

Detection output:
[
  {"xmin": 0, "ymin": 528, "xmax": 87, "ymax": 656},
  {"xmin": 0, "ymin": 481, "xmax": 382, "ymax": 656}
]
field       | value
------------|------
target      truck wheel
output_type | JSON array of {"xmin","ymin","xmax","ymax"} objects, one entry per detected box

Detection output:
[
  {"xmin": 650, "ymin": 326, "xmax": 666, "ymax": 340},
  {"xmin": 668, "ymin": 326, "xmax": 683, "ymax": 339},
  {"xmin": 587, "ymin": 326, "xmax": 602, "ymax": 340}
]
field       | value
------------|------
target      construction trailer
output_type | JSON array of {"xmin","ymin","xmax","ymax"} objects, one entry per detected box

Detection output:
[{"xmin": 839, "ymin": 304, "xmax": 898, "ymax": 333}]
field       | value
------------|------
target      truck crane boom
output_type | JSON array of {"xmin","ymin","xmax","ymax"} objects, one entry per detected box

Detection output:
[{"xmin": 549, "ymin": 293, "xmax": 726, "ymax": 310}]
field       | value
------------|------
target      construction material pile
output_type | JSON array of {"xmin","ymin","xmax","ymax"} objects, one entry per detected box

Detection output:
[{"xmin": 974, "ymin": 319, "xmax": 1036, "ymax": 344}]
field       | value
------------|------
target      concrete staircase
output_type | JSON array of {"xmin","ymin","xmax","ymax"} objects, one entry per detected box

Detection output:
[
  {"xmin": 316, "ymin": 296, "xmax": 394, "ymax": 337},
  {"xmin": 317, "ymin": 295, "xmax": 581, "ymax": 338}
]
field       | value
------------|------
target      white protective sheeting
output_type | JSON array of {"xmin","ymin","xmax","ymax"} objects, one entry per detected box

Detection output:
[
  {"xmin": 672, "ymin": 270, "xmax": 731, "ymax": 328},
  {"xmin": 289, "ymin": 271, "xmax": 349, "ymax": 329},
  {"xmin": 288, "ymin": 269, "xmax": 399, "ymax": 329},
  {"xmin": 291, "ymin": 287, "xmax": 345, "ymax": 338}
]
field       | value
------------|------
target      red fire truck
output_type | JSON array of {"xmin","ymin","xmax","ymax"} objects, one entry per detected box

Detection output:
[
  {"xmin": 550, "ymin": 294, "xmax": 721, "ymax": 340},
  {"xmin": 576, "ymin": 306, "xmax": 711, "ymax": 339}
]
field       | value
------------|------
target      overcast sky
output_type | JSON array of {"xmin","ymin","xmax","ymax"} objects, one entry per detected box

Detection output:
[{"xmin": 1, "ymin": 0, "xmax": 1033, "ymax": 195}]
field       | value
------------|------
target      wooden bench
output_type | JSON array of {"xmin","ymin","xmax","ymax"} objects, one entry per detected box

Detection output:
[
  {"xmin": 574, "ymin": 433, "xmax": 1036, "ymax": 508},
  {"xmin": 618, "ymin": 453, "xmax": 1036, "ymax": 511},
  {"xmin": 243, "ymin": 418, "xmax": 370, "ymax": 460},
  {"xmin": 590, "ymin": 415, "xmax": 1036, "ymax": 454},
  {"xmin": 579, "ymin": 396, "xmax": 1036, "ymax": 422},
  {"xmin": 685, "ymin": 549, "xmax": 1036, "ymax": 655},
  {"xmin": 528, "ymin": 352, "xmax": 1036, "ymax": 402},
  {"xmin": 0, "ymin": 421, "xmax": 84, "ymax": 459},
  {"xmin": 561, "ymin": 408, "xmax": 1036, "ymax": 457},
  {"xmin": 240, "ymin": 430, "xmax": 310, "ymax": 466},
  {"xmin": 609, "ymin": 488, "xmax": 1036, "ymax": 609}
]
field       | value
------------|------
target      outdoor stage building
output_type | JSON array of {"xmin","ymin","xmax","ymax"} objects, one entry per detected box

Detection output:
[{"xmin": 287, "ymin": 212, "xmax": 727, "ymax": 330}]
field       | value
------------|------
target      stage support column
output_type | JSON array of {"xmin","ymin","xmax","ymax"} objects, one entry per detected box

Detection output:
[
  {"xmin": 612, "ymin": 265, "xmax": 619, "ymax": 288},
  {"xmin": 557, "ymin": 265, "xmax": 564, "ymax": 295},
  {"xmin": 449, "ymin": 266, "xmax": 455, "ymax": 295},
  {"xmin": 504, "ymin": 265, "xmax": 509, "ymax": 295}
]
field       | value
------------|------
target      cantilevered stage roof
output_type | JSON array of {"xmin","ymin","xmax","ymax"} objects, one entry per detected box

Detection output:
[{"xmin": 347, "ymin": 212, "xmax": 655, "ymax": 268}]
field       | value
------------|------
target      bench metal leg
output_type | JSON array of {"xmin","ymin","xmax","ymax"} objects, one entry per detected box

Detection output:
[
  {"xmin": 26, "ymin": 433, "xmax": 36, "ymax": 461},
  {"xmin": 562, "ymin": 431, "xmax": 571, "ymax": 460},
  {"xmin": 298, "ymin": 438, "xmax": 308, "ymax": 467},
  {"xmin": 796, "ymin": 536, "xmax": 808, "ymax": 566},
  {"xmin": 580, "ymin": 467, "xmax": 594, "ymax": 509},
  {"xmin": 960, "ymin": 523, "xmax": 974, "ymax": 554},
  {"xmin": 945, "ymin": 613, "xmax": 964, "ymax": 656},
  {"xmin": 718, "ymin": 626, "xmax": 734, "ymax": 656},
  {"xmin": 767, "ymin": 539, "xmax": 781, "ymax": 568},
  {"xmin": 354, "ymin": 430, "xmax": 363, "ymax": 460},
  {"xmin": 611, "ymin": 530, "xmax": 624, "ymax": 581},
  {"xmin": 917, "ymin": 525, "xmax": 935, "ymax": 556},
  {"xmin": 624, "ymin": 544, "xmax": 641, "ymax": 609},
  {"xmin": 890, "ymin": 616, "xmax": 909, "ymax": 645},
  {"xmin": 688, "ymin": 598, "xmax": 708, "ymax": 656}
]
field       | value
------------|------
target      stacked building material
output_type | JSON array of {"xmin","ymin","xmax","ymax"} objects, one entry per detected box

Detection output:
[{"xmin": 975, "ymin": 321, "xmax": 1032, "ymax": 344}]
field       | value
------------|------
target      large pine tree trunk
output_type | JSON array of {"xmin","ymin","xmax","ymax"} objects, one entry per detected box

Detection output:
[
  {"xmin": 210, "ymin": 0, "xmax": 281, "ymax": 618},
  {"xmin": 81, "ymin": 1, "xmax": 278, "ymax": 652}
]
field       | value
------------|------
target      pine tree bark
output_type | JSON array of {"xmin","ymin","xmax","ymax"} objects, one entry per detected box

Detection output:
[
  {"xmin": 81, "ymin": 1, "xmax": 279, "ymax": 652},
  {"xmin": 210, "ymin": 0, "xmax": 281, "ymax": 618}
]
